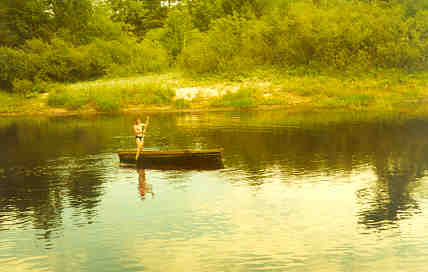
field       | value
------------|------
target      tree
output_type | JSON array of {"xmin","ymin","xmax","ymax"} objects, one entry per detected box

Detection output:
[
  {"xmin": 108, "ymin": 0, "xmax": 167, "ymax": 37},
  {"xmin": 49, "ymin": 1, "xmax": 92, "ymax": 29},
  {"xmin": 0, "ymin": 0, "xmax": 52, "ymax": 47},
  {"xmin": 161, "ymin": 6, "xmax": 192, "ymax": 60},
  {"xmin": 0, "ymin": 0, "xmax": 102, "ymax": 46}
]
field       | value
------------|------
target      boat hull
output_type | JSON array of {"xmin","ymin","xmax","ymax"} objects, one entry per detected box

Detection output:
[{"xmin": 118, "ymin": 149, "xmax": 224, "ymax": 170}]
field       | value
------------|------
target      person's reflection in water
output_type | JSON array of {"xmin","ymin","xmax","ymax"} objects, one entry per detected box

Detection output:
[{"xmin": 138, "ymin": 168, "xmax": 154, "ymax": 200}]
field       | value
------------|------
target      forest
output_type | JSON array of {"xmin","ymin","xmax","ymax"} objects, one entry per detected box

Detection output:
[{"xmin": 0, "ymin": 0, "xmax": 427, "ymax": 110}]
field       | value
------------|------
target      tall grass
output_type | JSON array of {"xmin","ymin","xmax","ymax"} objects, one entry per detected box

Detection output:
[
  {"xmin": 211, "ymin": 87, "xmax": 261, "ymax": 108},
  {"xmin": 47, "ymin": 80, "xmax": 176, "ymax": 112},
  {"xmin": 0, "ymin": 92, "xmax": 23, "ymax": 113},
  {"xmin": 37, "ymin": 70, "xmax": 428, "ymax": 113}
]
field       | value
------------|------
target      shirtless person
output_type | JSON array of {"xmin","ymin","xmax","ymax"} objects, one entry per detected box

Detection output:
[{"xmin": 134, "ymin": 116, "xmax": 149, "ymax": 160}]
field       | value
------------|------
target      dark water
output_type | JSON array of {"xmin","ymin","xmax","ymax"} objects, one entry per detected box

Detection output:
[{"xmin": 1, "ymin": 111, "xmax": 428, "ymax": 271}]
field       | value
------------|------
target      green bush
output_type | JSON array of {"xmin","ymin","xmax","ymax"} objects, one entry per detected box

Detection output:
[
  {"xmin": 0, "ymin": 47, "xmax": 29, "ymax": 90},
  {"xmin": 47, "ymin": 86, "xmax": 90, "ymax": 110},
  {"xmin": 131, "ymin": 40, "xmax": 169, "ymax": 73},
  {"xmin": 93, "ymin": 90, "xmax": 122, "ymax": 112},
  {"xmin": 32, "ymin": 80, "xmax": 50, "ymax": 93},
  {"xmin": 174, "ymin": 98, "xmax": 191, "ymax": 109},
  {"xmin": 47, "ymin": 81, "xmax": 176, "ymax": 112},
  {"xmin": 262, "ymin": 96, "xmax": 288, "ymax": 105},
  {"xmin": 12, "ymin": 79, "xmax": 34, "ymax": 97},
  {"xmin": 0, "ymin": 92, "xmax": 22, "ymax": 113},
  {"xmin": 212, "ymin": 87, "xmax": 260, "ymax": 108},
  {"xmin": 179, "ymin": 1, "xmax": 428, "ymax": 74},
  {"xmin": 179, "ymin": 34, "xmax": 213, "ymax": 73},
  {"xmin": 101, "ymin": 38, "xmax": 169, "ymax": 77},
  {"xmin": 1, "ymin": 36, "xmax": 169, "ymax": 94},
  {"xmin": 342, "ymin": 94, "xmax": 375, "ymax": 107},
  {"xmin": 179, "ymin": 16, "xmax": 248, "ymax": 73},
  {"xmin": 47, "ymin": 87, "xmax": 68, "ymax": 107},
  {"xmin": 326, "ymin": 93, "xmax": 376, "ymax": 109},
  {"xmin": 134, "ymin": 83, "xmax": 175, "ymax": 105}
]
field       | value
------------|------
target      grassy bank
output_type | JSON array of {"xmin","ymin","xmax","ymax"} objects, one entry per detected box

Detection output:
[{"xmin": 1, "ymin": 70, "xmax": 428, "ymax": 115}]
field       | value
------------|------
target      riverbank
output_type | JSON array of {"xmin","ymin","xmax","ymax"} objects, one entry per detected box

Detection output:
[{"xmin": 1, "ymin": 70, "xmax": 428, "ymax": 116}]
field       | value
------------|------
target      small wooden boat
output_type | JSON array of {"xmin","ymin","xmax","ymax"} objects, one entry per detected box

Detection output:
[{"xmin": 118, "ymin": 148, "xmax": 224, "ymax": 170}]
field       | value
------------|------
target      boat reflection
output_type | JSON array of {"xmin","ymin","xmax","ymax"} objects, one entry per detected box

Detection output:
[
  {"xmin": 135, "ymin": 159, "xmax": 223, "ymax": 171},
  {"xmin": 137, "ymin": 168, "xmax": 154, "ymax": 200}
]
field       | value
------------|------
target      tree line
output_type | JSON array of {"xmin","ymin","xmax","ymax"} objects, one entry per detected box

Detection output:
[{"xmin": 1, "ymin": 0, "xmax": 427, "ymax": 94}]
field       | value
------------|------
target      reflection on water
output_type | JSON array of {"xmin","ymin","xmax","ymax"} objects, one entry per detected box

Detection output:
[
  {"xmin": 1, "ymin": 112, "xmax": 428, "ymax": 271},
  {"xmin": 0, "ymin": 155, "xmax": 108, "ymax": 246},
  {"xmin": 137, "ymin": 168, "xmax": 154, "ymax": 200},
  {"xmin": 356, "ymin": 131, "xmax": 428, "ymax": 230}
]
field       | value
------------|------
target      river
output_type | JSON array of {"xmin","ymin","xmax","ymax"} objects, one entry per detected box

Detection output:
[{"xmin": 1, "ymin": 111, "xmax": 428, "ymax": 271}]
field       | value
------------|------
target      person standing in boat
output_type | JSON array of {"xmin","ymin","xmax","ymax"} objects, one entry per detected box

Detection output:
[{"xmin": 134, "ymin": 116, "xmax": 149, "ymax": 160}]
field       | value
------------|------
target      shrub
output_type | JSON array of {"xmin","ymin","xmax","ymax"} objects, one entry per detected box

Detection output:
[
  {"xmin": 12, "ymin": 79, "xmax": 34, "ymax": 97},
  {"xmin": 47, "ymin": 86, "xmax": 90, "ymax": 110},
  {"xmin": 211, "ymin": 87, "xmax": 260, "ymax": 108},
  {"xmin": 179, "ymin": 1, "xmax": 428, "ymax": 74},
  {"xmin": 12, "ymin": 77, "xmax": 49, "ymax": 97},
  {"xmin": 1, "ymin": 36, "xmax": 170, "ymax": 94},
  {"xmin": 341, "ymin": 94, "xmax": 375, "ymax": 107},
  {"xmin": 174, "ymin": 98, "xmax": 191, "ymax": 109},
  {"xmin": 326, "ymin": 93, "xmax": 376, "ymax": 109},
  {"xmin": 0, "ymin": 92, "xmax": 22, "ymax": 113},
  {"xmin": 47, "ymin": 80, "xmax": 176, "ymax": 112},
  {"xmin": 102, "ymin": 38, "xmax": 169, "ymax": 77},
  {"xmin": 0, "ymin": 47, "xmax": 28, "ymax": 91},
  {"xmin": 262, "ymin": 96, "xmax": 288, "ymax": 105},
  {"xmin": 179, "ymin": 33, "xmax": 215, "ymax": 73},
  {"xmin": 47, "ymin": 87, "xmax": 68, "ymax": 107},
  {"xmin": 93, "ymin": 89, "xmax": 122, "ymax": 112},
  {"xmin": 179, "ymin": 16, "xmax": 248, "ymax": 73},
  {"xmin": 134, "ymin": 83, "xmax": 176, "ymax": 105},
  {"xmin": 132, "ymin": 40, "xmax": 169, "ymax": 73},
  {"xmin": 32, "ymin": 80, "xmax": 50, "ymax": 93}
]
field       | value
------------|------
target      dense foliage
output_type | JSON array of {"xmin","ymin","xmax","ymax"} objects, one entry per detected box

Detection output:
[
  {"xmin": 1, "ymin": 0, "xmax": 427, "ymax": 94},
  {"xmin": 180, "ymin": 0, "xmax": 428, "ymax": 74}
]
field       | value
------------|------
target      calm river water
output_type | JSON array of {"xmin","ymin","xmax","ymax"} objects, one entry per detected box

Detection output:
[{"xmin": 1, "ymin": 111, "xmax": 428, "ymax": 271}]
